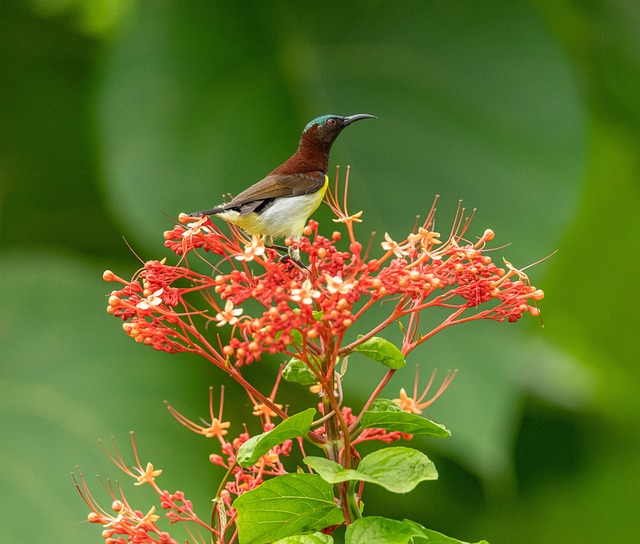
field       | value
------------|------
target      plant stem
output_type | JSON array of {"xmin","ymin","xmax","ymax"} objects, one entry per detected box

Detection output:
[{"xmin": 320, "ymin": 334, "xmax": 362, "ymax": 524}]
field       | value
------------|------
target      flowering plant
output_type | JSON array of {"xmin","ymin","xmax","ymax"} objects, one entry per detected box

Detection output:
[{"xmin": 76, "ymin": 168, "xmax": 542, "ymax": 544}]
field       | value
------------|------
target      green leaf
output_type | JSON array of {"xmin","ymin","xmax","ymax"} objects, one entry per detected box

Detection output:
[
  {"xmin": 273, "ymin": 532, "xmax": 333, "ymax": 544},
  {"xmin": 360, "ymin": 406, "xmax": 450, "ymax": 438},
  {"xmin": 353, "ymin": 336, "xmax": 406, "ymax": 369},
  {"xmin": 304, "ymin": 456, "xmax": 380, "ymax": 487},
  {"xmin": 345, "ymin": 517, "xmax": 489, "ymax": 544},
  {"xmin": 357, "ymin": 447, "xmax": 438, "ymax": 493},
  {"xmin": 345, "ymin": 517, "xmax": 424, "ymax": 544},
  {"xmin": 305, "ymin": 446, "xmax": 437, "ymax": 493},
  {"xmin": 283, "ymin": 357, "xmax": 321, "ymax": 386},
  {"xmin": 234, "ymin": 474, "xmax": 343, "ymax": 544},
  {"xmin": 414, "ymin": 527, "xmax": 490, "ymax": 544},
  {"xmin": 237, "ymin": 408, "xmax": 315, "ymax": 467},
  {"xmin": 368, "ymin": 398, "xmax": 405, "ymax": 413}
]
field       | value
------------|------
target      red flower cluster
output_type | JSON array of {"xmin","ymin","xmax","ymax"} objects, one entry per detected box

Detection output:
[{"xmin": 104, "ymin": 172, "xmax": 543, "ymax": 373}]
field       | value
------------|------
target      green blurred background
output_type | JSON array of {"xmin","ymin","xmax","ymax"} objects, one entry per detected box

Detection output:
[{"xmin": 2, "ymin": 1, "xmax": 639, "ymax": 542}]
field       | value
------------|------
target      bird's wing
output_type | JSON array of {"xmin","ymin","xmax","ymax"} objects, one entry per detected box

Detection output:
[
  {"xmin": 229, "ymin": 172, "xmax": 326, "ymax": 206},
  {"xmin": 192, "ymin": 172, "xmax": 328, "ymax": 217}
]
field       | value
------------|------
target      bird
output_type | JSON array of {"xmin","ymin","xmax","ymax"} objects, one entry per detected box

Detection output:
[{"xmin": 191, "ymin": 114, "xmax": 375, "ymax": 264}]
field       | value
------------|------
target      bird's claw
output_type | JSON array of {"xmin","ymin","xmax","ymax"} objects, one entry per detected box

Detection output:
[{"xmin": 278, "ymin": 254, "xmax": 309, "ymax": 273}]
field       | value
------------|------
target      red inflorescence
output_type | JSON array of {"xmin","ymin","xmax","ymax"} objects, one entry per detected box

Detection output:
[{"xmin": 104, "ymin": 183, "xmax": 543, "ymax": 369}]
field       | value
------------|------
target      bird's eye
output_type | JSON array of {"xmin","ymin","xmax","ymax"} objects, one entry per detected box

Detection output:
[{"xmin": 326, "ymin": 118, "xmax": 337, "ymax": 126}]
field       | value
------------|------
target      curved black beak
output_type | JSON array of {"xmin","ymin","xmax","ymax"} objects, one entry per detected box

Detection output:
[{"xmin": 343, "ymin": 113, "xmax": 376, "ymax": 126}]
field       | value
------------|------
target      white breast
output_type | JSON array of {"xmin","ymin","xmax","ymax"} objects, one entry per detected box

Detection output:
[
  {"xmin": 215, "ymin": 179, "xmax": 328, "ymax": 241},
  {"xmin": 253, "ymin": 190, "xmax": 326, "ymax": 240}
]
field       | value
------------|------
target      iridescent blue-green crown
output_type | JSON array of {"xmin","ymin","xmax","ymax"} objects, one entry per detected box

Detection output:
[{"xmin": 304, "ymin": 115, "xmax": 339, "ymax": 132}]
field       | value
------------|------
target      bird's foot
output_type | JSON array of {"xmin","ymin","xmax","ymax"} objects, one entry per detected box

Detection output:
[
  {"xmin": 278, "ymin": 254, "xmax": 309, "ymax": 273},
  {"xmin": 268, "ymin": 243, "xmax": 309, "ymax": 272}
]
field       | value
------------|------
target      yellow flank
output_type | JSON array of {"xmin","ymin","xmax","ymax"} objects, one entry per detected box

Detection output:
[{"xmin": 216, "ymin": 176, "xmax": 329, "ymax": 242}]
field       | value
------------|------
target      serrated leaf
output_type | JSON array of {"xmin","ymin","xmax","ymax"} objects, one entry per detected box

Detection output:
[
  {"xmin": 305, "ymin": 446, "xmax": 437, "ymax": 494},
  {"xmin": 234, "ymin": 474, "xmax": 343, "ymax": 544},
  {"xmin": 353, "ymin": 336, "xmax": 406, "ymax": 369},
  {"xmin": 283, "ymin": 357, "xmax": 321, "ymax": 386},
  {"xmin": 345, "ymin": 517, "xmax": 489, "ymax": 544},
  {"xmin": 273, "ymin": 532, "xmax": 333, "ymax": 543},
  {"xmin": 360, "ymin": 409, "xmax": 450, "ymax": 438},
  {"xmin": 237, "ymin": 408, "xmax": 315, "ymax": 467}
]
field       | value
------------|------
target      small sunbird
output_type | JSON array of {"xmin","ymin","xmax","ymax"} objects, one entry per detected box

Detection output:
[{"xmin": 192, "ymin": 114, "xmax": 375, "ymax": 264}]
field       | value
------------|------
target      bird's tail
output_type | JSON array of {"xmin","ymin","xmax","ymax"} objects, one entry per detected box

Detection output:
[{"xmin": 189, "ymin": 205, "xmax": 226, "ymax": 217}]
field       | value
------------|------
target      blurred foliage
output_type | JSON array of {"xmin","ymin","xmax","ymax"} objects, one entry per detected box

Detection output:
[{"xmin": 1, "ymin": 0, "xmax": 639, "ymax": 543}]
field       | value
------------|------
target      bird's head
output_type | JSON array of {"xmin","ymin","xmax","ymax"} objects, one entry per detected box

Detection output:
[
  {"xmin": 302, "ymin": 114, "xmax": 376, "ymax": 146},
  {"xmin": 274, "ymin": 113, "xmax": 375, "ymax": 175}
]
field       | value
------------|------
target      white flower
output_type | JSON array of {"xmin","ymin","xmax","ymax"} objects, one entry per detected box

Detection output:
[
  {"xmin": 381, "ymin": 233, "xmax": 409, "ymax": 257},
  {"xmin": 215, "ymin": 300, "xmax": 243, "ymax": 326},
  {"xmin": 332, "ymin": 210, "xmax": 363, "ymax": 224},
  {"xmin": 136, "ymin": 288, "xmax": 164, "ymax": 310},
  {"xmin": 409, "ymin": 227, "xmax": 441, "ymax": 251},
  {"xmin": 324, "ymin": 274, "xmax": 354, "ymax": 295},
  {"xmin": 180, "ymin": 216, "xmax": 210, "ymax": 237},
  {"xmin": 290, "ymin": 279, "xmax": 321, "ymax": 305},
  {"xmin": 235, "ymin": 235, "xmax": 266, "ymax": 262}
]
